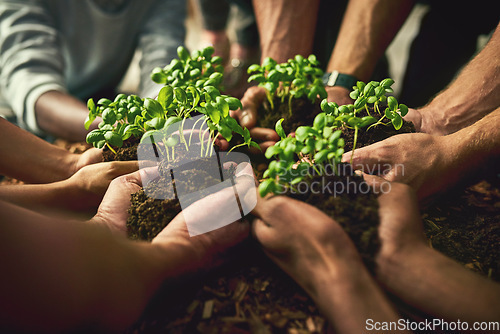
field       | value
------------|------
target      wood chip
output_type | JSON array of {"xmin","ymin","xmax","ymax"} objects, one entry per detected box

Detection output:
[
  {"xmin": 202, "ymin": 299, "xmax": 214, "ymax": 319},
  {"xmin": 306, "ymin": 317, "xmax": 316, "ymax": 332}
]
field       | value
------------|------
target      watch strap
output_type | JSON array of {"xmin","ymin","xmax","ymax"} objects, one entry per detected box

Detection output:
[{"xmin": 322, "ymin": 71, "xmax": 358, "ymax": 89}]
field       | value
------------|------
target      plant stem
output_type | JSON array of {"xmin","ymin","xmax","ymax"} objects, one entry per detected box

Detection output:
[
  {"xmin": 106, "ymin": 143, "xmax": 117, "ymax": 155},
  {"xmin": 180, "ymin": 118, "xmax": 189, "ymax": 151},
  {"xmin": 350, "ymin": 126, "xmax": 358, "ymax": 165}
]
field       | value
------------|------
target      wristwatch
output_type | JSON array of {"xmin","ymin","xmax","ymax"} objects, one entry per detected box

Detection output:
[{"xmin": 322, "ymin": 71, "xmax": 358, "ymax": 90}]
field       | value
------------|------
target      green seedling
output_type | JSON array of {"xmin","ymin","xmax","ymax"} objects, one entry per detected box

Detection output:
[
  {"xmin": 85, "ymin": 84, "xmax": 258, "ymax": 157},
  {"xmin": 151, "ymin": 46, "xmax": 224, "ymax": 90},
  {"xmin": 258, "ymin": 115, "xmax": 345, "ymax": 197},
  {"xmin": 347, "ymin": 78, "xmax": 408, "ymax": 130},
  {"xmin": 84, "ymin": 93, "xmax": 148, "ymax": 154},
  {"xmin": 140, "ymin": 84, "xmax": 260, "ymax": 161},
  {"xmin": 320, "ymin": 78, "xmax": 408, "ymax": 163},
  {"xmin": 247, "ymin": 54, "xmax": 327, "ymax": 114}
]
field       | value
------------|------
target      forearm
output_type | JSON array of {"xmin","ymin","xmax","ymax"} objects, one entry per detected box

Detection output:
[
  {"xmin": 377, "ymin": 244, "xmax": 500, "ymax": 323},
  {"xmin": 0, "ymin": 200, "xmax": 192, "ymax": 332},
  {"xmin": 0, "ymin": 183, "xmax": 69, "ymax": 214},
  {"xmin": 252, "ymin": 0, "xmax": 320, "ymax": 63},
  {"xmin": 35, "ymin": 90, "xmax": 98, "ymax": 142},
  {"xmin": 444, "ymin": 108, "xmax": 500, "ymax": 177},
  {"xmin": 307, "ymin": 257, "xmax": 403, "ymax": 333},
  {"xmin": 327, "ymin": 0, "xmax": 414, "ymax": 81},
  {"xmin": 0, "ymin": 117, "xmax": 78, "ymax": 183},
  {"xmin": 418, "ymin": 23, "xmax": 500, "ymax": 135}
]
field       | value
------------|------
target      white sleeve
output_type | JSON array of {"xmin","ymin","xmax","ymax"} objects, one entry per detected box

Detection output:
[{"xmin": 0, "ymin": 1, "xmax": 66, "ymax": 134}]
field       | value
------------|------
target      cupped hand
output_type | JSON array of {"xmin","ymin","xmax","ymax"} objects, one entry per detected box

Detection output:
[
  {"xmin": 91, "ymin": 166, "xmax": 156, "ymax": 234},
  {"xmin": 343, "ymin": 132, "xmax": 461, "ymax": 200},
  {"xmin": 73, "ymin": 148, "xmax": 104, "ymax": 173},
  {"xmin": 404, "ymin": 106, "xmax": 449, "ymax": 135},
  {"xmin": 151, "ymin": 162, "xmax": 255, "ymax": 271},
  {"xmin": 64, "ymin": 161, "xmax": 138, "ymax": 212},
  {"xmin": 251, "ymin": 195, "xmax": 362, "ymax": 295},
  {"xmin": 231, "ymin": 86, "xmax": 280, "ymax": 153},
  {"xmin": 364, "ymin": 175, "xmax": 427, "ymax": 256}
]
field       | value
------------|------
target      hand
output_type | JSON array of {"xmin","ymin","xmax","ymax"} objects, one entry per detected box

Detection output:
[
  {"xmin": 72, "ymin": 148, "xmax": 104, "ymax": 173},
  {"xmin": 92, "ymin": 167, "xmax": 156, "ymax": 234},
  {"xmin": 363, "ymin": 175, "xmax": 427, "ymax": 259},
  {"xmin": 343, "ymin": 132, "xmax": 461, "ymax": 200},
  {"xmin": 325, "ymin": 86, "xmax": 354, "ymax": 106},
  {"xmin": 251, "ymin": 195, "xmax": 362, "ymax": 296},
  {"xmin": 404, "ymin": 106, "xmax": 448, "ymax": 136},
  {"xmin": 151, "ymin": 162, "xmax": 254, "ymax": 272},
  {"xmin": 63, "ymin": 161, "xmax": 138, "ymax": 212},
  {"xmin": 231, "ymin": 86, "xmax": 280, "ymax": 152}
]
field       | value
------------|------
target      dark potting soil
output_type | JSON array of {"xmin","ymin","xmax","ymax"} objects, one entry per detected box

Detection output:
[
  {"xmin": 257, "ymin": 97, "xmax": 322, "ymax": 134},
  {"xmin": 287, "ymin": 163, "xmax": 380, "ymax": 271},
  {"xmin": 102, "ymin": 136, "xmax": 141, "ymax": 162},
  {"xmin": 341, "ymin": 109, "xmax": 416, "ymax": 152},
  {"xmin": 126, "ymin": 156, "xmax": 236, "ymax": 241}
]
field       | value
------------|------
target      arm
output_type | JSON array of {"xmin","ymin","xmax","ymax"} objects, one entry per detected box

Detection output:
[
  {"xmin": 0, "ymin": 199, "xmax": 186, "ymax": 333},
  {"xmin": 35, "ymin": 91, "xmax": 99, "ymax": 142},
  {"xmin": 325, "ymin": 0, "xmax": 414, "ymax": 105},
  {"xmin": 346, "ymin": 107, "xmax": 500, "ymax": 200},
  {"xmin": 252, "ymin": 0, "xmax": 320, "ymax": 63},
  {"xmin": 0, "ymin": 117, "xmax": 102, "ymax": 183},
  {"xmin": 409, "ymin": 21, "xmax": 500, "ymax": 135},
  {"xmin": 252, "ymin": 196, "xmax": 404, "ymax": 333},
  {"xmin": 0, "ymin": 166, "xmax": 251, "ymax": 333},
  {"xmin": 0, "ymin": 161, "xmax": 138, "ymax": 214},
  {"xmin": 137, "ymin": 0, "xmax": 187, "ymax": 98},
  {"xmin": 0, "ymin": 1, "xmax": 98, "ymax": 141},
  {"xmin": 233, "ymin": 0, "xmax": 317, "ymax": 146},
  {"xmin": 369, "ymin": 180, "xmax": 500, "ymax": 324}
]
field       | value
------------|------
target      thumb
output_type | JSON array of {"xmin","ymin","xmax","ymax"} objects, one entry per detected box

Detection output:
[
  {"xmin": 342, "ymin": 145, "xmax": 389, "ymax": 176},
  {"xmin": 108, "ymin": 161, "xmax": 139, "ymax": 178}
]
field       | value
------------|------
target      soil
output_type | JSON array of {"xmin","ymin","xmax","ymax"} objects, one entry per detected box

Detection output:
[
  {"xmin": 287, "ymin": 164, "xmax": 380, "ymax": 271},
  {"xmin": 127, "ymin": 154, "xmax": 237, "ymax": 241},
  {"xmin": 340, "ymin": 109, "xmax": 416, "ymax": 152},
  {"xmin": 257, "ymin": 97, "xmax": 322, "ymax": 134},
  {"xmin": 103, "ymin": 136, "xmax": 141, "ymax": 162}
]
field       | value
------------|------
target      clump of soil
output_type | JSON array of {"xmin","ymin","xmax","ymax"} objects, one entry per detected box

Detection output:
[
  {"xmin": 102, "ymin": 136, "xmax": 141, "ymax": 161},
  {"xmin": 257, "ymin": 97, "xmax": 322, "ymax": 134},
  {"xmin": 126, "ymin": 154, "xmax": 236, "ymax": 241},
  {"xmin": 341, "ymin": 109, "xmax": 415, "ymax": 152},
  {"xmin": 286, "ymin": 163, "xmax": 380, "ymax": 270}
]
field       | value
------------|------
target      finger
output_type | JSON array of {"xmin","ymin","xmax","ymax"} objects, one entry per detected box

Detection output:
[
  {"xmin": 361, "ymin": 174, "xmax": 391, "ymax": 194},
  {"xmin": 137, "ymin": 166, "xmax": 160, "ymax": 186},
  {"xmin": 247, "ymin": 140, "xmax": 279, "ymax": 155},
  {"xmin": 249, "ymin": 127, "xmax": 280, "ymax": 142},
  {"xmin": 342, "ymin": 145, "xmax": 388, "ymax": 175},
  {"xmin": 251, "ymin": 216, "xmax": 275, "ymax": 245},
  {"xmin": 214, "ymin": 137, "xmax": 229, "ymax": 151},
  {"xmin": 109, "ymin": 161, "xmax": 139, "ymax": 177},
  {"xmin": 402, "ymin": 108, "xmax": 422, "ymax": 132},
  {"xmin": 233, "ymin": 86, "xmax": 267, "ymax": 128}
]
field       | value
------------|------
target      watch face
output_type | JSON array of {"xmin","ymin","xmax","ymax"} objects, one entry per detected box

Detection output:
[{"xmin": 323, "ymin": 72, "xmax": 358, "ymax": 89}]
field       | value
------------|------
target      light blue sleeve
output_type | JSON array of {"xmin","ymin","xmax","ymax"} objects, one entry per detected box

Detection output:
[
  {"xmin": 137, "ymin": 0, "xmax": 187, "ymax": 98},
  {"xmin": 0, "ymin": 0, "xmax": 66, "ymax": 134}
]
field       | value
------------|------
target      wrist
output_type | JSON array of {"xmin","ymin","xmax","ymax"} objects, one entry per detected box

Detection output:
[
  {"xmin": 64, "ymin": 153, "xmax": 81, "ymax": 178},
  {"xmin": 322, "ymin": 71, "xmax": 359, "ymax": 90},
  {"xmin": 304, "ymin": 252, "xmax": 366, "ymax": 302}
]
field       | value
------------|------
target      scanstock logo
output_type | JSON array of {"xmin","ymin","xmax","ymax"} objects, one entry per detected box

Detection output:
[{"xmin": 137, "ymin": 114, "xmax": 257, "ymax": 237}]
